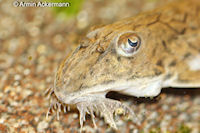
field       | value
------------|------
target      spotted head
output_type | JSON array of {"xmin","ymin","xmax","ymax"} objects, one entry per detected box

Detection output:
[{"xmin": 53, "ymin": 17, "xmax": 167, "ymax": 105}]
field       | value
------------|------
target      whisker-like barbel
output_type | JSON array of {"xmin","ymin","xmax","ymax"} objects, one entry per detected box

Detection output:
[{"xmin": 46, "ymin": 0, "xmax": 200, "ymax": 130}]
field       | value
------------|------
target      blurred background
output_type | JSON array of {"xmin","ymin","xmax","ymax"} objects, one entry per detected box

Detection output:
[{"xmin": 0, "ymin": 0, "xmax": 199, "ymax": 132}]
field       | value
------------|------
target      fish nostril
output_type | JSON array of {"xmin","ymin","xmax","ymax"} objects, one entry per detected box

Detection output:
[
  {"xmin": 96, "ymin": 45, "xmax": 105, "ymax": 53},
  {"xmin": 79, "ymin": 37, "xmax": 91, "ymax": 48}
]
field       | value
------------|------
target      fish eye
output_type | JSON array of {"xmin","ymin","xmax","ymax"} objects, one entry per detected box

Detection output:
[
  {"xmin": 116, "ymin": 32, "xmax": 141, "ymax": 57},
  {"xmin": 128, "ymin": 38, "xmax": 138, "ymax": 47}
]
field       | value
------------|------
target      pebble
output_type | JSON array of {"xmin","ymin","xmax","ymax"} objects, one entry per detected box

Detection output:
[
  {"xmin": 162, "ymin": 104, "xmax": 169, "ymax": 111},
  {"xmin": 72, "ymin": 113, "xmax": 78, "ymax": 119},
  {"xmin": 34, "ymin": 117, "xmax": 39, "ymax": 123},
  {"xmin": 149, "ymin": 112, "xmax": 158, "ymax": 120},
  {"xmin": 29, "ymin": 26, "xmax": 40, "ymax": 37},
  {"xmin": 133, "ymin": 129, "xmax": 139, "ymax": 133},
  {"xmin": 194, "ymin": 97, "xmax": 200, "ymax": 104},
  {"xmin": 13, "ymin": 81, "xmax": 20, "ymax": 86},
  {"xmin": 82, "ymin": 125, "xmax": 96, "ymax": 133},
  {"xmin": 23, "ymin": 68, "xmax": 30, "ymax": 75},
  {"xmin": 177, "ymin": 102, "xmax": 189, "ymax": 111},
  {"xmin": 1, "ymin": 0, "xmax": 199, "ymax": 132},
  {"xmin": 178, "ymin": 113, "xmax": 189, "ymax": 121},
  {"xmin": 22, "ymin": 89, "xmax": 33, "ymax": 99},
  {"xmin": 67, "ymin": 115, "xmax": 74, "ymax": 123},
  {"xmin": 10, "ymin": 101, "xmax": 19, "ymax": 106},
  {"xmin": 37, "ymin": 45, "xmax": 46, "ymax": 55},
  {"xmin": 22, "ymin": 126, "xmax": 36, "ymax": 133},
  {"xmin": 37, "ymin": 121, "xmax": 48, "ymax": 132},
  {"xmin": 0, "ymin": 118, "xmax": 5, "ymax": 124},
  {"xmin": 163, "ymin": 114, "xmax": 172, "ymax": 121},
  {"xmin": 19, "ymin": 120, "xmax": 28, "ymax": 126},
  {"xmin": 14, "ymin": 74, "xmax": 22, "ymax": 80},
  {"xmin": 191, "ymin": 111, "xmax": 199, "ymax": 119},
  {"xmin": 160, "ymin": 120, "xmax": 168, "ymax": 132},
  {"xmin": 53, "ymin": 34, "xmax": 63, "ymax": 44}
]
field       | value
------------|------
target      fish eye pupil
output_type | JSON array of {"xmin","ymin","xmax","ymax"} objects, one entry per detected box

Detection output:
[
  {"xmin": 116, "ymin": 32, "xmax": 141, "ymax": 57},
  {"xmin": 128, "ymin": 38, "xmax": 138, "ymax": 47}
]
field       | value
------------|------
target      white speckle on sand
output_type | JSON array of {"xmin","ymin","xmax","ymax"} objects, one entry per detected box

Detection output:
[
  {"xmin": 133, "ymin": 129, "xmax": 139, "ymax": 133},
  {"xmin": 149, "ymin": 112, "xmax": 158, "ymax": 120},
  {"xmin": 37, "ymin": 121, "xmax": 48, "ymax": 132},
  {"xmin": 81, "ymin": 125, "xmax": 96, "ymax": 133},
  {"xmin": 0, "ymin": 118, "xmax": 5, "ymax": 124},
  {"xmin": 162, "ymin": 104, "xmax": 169, "ymax": 111},
  {"xmin": 23, "ymin": 68, "xmax": 30, "ymax": 75},
  {"xmin": 178, "ymin": 113, "xmax": 189, "ymax": 121},
  {"xmin": 72, "ymin": 113, "xmax": 78, "ymax": 119},
  {"xmin": 14, "ymin": 74, "xmax": 22, "ymax": 80}
]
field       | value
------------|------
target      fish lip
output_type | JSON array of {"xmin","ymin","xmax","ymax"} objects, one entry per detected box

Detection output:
[
  {"xmin": 54, "ymin": 86, "xmax": 109, "ymax": 105},
  {"xmin": 54, "ymin": 75, "xmax": 164, "ymax": 105}
]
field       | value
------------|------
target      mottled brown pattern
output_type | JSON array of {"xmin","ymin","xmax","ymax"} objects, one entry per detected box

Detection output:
[
  {"xmin": 54, "ymin": 0, "xmax": 200, "ymax": 94},
  {"xmin": 48, "ymin": 0, "xmax": 200, "ymax": 130}
]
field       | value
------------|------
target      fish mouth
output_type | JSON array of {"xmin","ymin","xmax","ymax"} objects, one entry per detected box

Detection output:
[
  {"xmin": 45, "ymin": 76, "xmax": 164, "ymax": 130},
  {"xmin": 52, "ymin": 75, "xmax": 164, "ymax": 106},
  {"xmin": 45, "ymin": 85, "xmax": 141, "ymax": 131}
]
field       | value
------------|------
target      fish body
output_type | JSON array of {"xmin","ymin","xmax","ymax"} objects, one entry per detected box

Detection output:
[{"xmin": 46, "ymin": 0, "xmax": 200, "ymax": 130}]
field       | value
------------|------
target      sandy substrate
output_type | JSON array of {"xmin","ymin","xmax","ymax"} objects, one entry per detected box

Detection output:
[{"xmin": 0, "ymin": 0, "xmax": 199, "ymax": 132}]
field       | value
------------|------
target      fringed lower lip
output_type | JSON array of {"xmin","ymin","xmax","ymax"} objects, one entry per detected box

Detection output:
[
  {"xmin": 45, "ymin": 87, "xmax": 141, "ymax": 132},
  {"xmin": 45, "ymin": 87, "xmax": 71, "ymax": 120}
]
